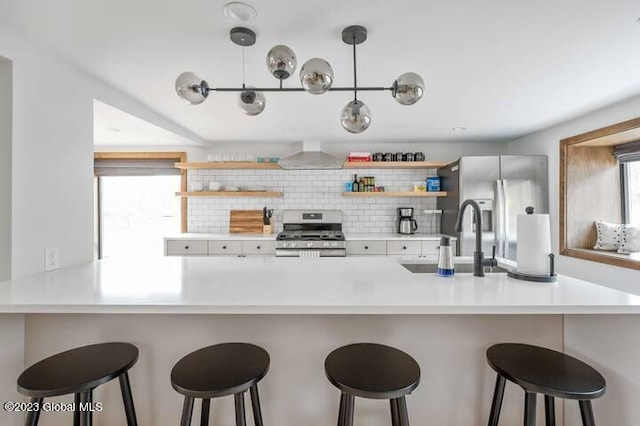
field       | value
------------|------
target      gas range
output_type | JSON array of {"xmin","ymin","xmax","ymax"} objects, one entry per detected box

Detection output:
[{"xmin": 275, "ymin": 210, "xmax": 346, "ymax": 257}]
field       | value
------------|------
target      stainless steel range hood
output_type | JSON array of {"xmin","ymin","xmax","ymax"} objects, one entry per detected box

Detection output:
[{"xmin": 278, "ymin": 140, "xmax": 343, "ymax": 170}]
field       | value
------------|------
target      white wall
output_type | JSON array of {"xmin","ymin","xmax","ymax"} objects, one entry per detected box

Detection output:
[
  {"xmin": 0, "ymin": 57, "xmax": 11, "ymax": 280},
  {"xmin": 507, "ymin": 94, "xmax": 640, "ymax": 294},
  {"xmin": 0, "ymin": 315, "xmax": 25, "ymax": 426},
  {"xmin": 0, "ymin": 27, "xmax": 200, "ymax": 278}
]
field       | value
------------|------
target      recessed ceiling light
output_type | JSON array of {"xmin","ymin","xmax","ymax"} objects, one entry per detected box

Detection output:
[
  {"xmin": 452, "ymin": 127, "xmax": 467, "ymax": 132},
  {"xmin": 223, "ymin": 2, "xmax": 257, "ymax": 23},
  {"xmin": 107, "ymin": 127, "xmax": 123, "ymax": 132}
]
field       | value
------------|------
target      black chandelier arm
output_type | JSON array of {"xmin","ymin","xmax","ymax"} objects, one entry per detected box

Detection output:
[{"xmin": 205, "ymin": 86, "xmax": 392, "ymax": 93}]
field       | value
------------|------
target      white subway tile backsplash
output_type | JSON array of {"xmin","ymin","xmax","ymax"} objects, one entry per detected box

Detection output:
[{"xmin": 187, "ymin": 168, "xmax": 441, "ymax": 234}]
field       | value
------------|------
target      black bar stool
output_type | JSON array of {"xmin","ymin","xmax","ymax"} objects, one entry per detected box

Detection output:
[
  {"xmin": 171, "ymin": 343, "xmax": 269, "ymax": 426},
  {"xmin": 486, "ymin": 343, "xmax": 606, "ymax": 426},
  {"xmin": 17, "ymin": 342, "xmax": 139, "ymax": 426},
  {"xmin": 324, "ymin": 343, "xmax": 420, "ymax": 426}
]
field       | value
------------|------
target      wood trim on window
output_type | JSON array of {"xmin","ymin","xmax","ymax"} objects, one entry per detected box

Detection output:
[
  {"xmin": 94, "ymin": 151, "xmax": 187, "ymax": 233},
  {"xmin": 560, "ymin": 118, "xmax": 640, "ymax": 271}
]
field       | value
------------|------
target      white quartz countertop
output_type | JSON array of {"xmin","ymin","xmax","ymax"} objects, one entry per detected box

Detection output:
[
  {"xmin": 1, "ymin": 256, "xmax": 639, "ymax": 314},
  {"xmin": 164, "ymin": 233, "xmax": 449, "ymax": 241}
]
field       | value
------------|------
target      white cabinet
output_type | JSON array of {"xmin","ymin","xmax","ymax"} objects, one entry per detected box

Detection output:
[
  {"xmin": 208, "ymin": 241, "xmax": 243, "ymax": 255},
  {"xmin": 420, "ymin": 240, "xmax": 456, "ymax": 256},
  {"xmin": 241, "ymin": 241, "xmax": 276, "ymax": 255},
  {"xmin": 165, "ymin": 240, "xmax": 208, "ymax": 256},
  {"xmin": 346, "ymin": 241, "xmax": 386, "ymax": 255},
  {"xmin": 387, "ymin": 241, "xmax": 422, "ymax": 255}
]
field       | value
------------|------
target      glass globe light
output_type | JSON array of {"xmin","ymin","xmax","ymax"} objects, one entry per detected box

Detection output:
[
  {"xmin": 238, "ymin": 88, "xmax": 266, "ymax": 116},
  {"xmin": 392, "ymin": 72, "xmax": 424, "ymax": 105},
  {"xmin": 175, "ymin": 72, "xmax": 209, "ymax": 105},
  {"xmin": 300, "ymin": 58, "xmax": 334, "ymax": 94},
  {"xmin": 266, "ymin": 45, "xmax": 297, "ymax": 80},
  {"xmin": 340, "ymin": 100, "xmax": 371, "ymax": 134}
]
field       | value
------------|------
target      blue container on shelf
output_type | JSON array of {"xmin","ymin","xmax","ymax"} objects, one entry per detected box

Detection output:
[{"xmin": 426, "ymin": 176, "xmax": 441, "ymax": 192}]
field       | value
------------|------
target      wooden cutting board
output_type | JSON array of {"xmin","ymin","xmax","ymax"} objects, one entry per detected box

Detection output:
[{"xmin": 229, "ymin": 210, "xmax": 264, "ymax": 234}]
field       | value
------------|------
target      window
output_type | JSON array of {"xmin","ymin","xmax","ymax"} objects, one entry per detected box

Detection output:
[
  {"xmin": 615, "ymin": 140, "xmax": 640, "ymax": 225},
  {"xmin": 560, "ymin": 118, "xmax": 640, "ymax": 270},
  {"xmin": 94, "ymin": 152, "xmax": 186, "ymax": 259}
]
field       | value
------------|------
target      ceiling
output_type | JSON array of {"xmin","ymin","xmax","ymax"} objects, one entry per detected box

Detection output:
[{"xmin": 2, "ymin": 0, "xmax": 640, "ymax": 145}]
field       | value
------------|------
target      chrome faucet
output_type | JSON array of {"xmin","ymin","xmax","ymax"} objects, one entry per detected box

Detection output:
[{"xmin": 455, "ymin": 199, "xmax": 497, "ymax": 277}]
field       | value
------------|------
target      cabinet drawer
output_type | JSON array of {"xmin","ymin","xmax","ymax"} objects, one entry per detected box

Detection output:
[
  {"xmin": 421, "ymin": 241, "xmax": 440, "ymax": 256},
  {"xmin": 208, "ymin": 241, "xmax": 243, "ymax": 255},
  {"xmin": 387, "ymin": 240, "xmax": 422, "ymax": 255},
  {"xmin": 242, "ymin": 241, "xmax": 276, "ymax": 255},
  {"xmin": 421, "ymin": 240, "xmax": 456, "ymax": 256},
  {"xmin": 165, "ymin": 240, "xmax": 208, "ymax": 256},
  {"xmin": 346, "ymin": 241, "xmax": 386, "ymax": 255}
]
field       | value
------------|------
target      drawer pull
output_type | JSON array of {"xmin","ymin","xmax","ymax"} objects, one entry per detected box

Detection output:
[
  {"xmin": 184, "ymin": 245, "xmax": 189, "ymax": 250},
  {"xmin": 222, "ymin": 245, "xmax": 227, "ymax": 249},
  {"xmin": 402, "ymin": 246, "xmax": 407, "ymax": 250},
  {"xmin": 364, "ymin": 246, "xmax": 369, "ymax": 250},
  {"xmin": 256, "ymin": 245, "xmax": 261, "ymax": 250}
]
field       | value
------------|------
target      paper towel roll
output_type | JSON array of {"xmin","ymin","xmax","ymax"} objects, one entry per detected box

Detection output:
[{"xmin": 517, "ymin": 213, "xmax": 552, "ymax": 276}]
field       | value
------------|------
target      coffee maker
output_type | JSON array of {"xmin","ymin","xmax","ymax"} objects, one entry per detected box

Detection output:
[{"xmin": 398, "ymin": 207, "xmax": 418, "ymax": 234}]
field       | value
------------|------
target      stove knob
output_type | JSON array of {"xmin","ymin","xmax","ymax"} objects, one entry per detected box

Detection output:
[
  {"xmin": 289, "ymin": 241, "xmax": 296, "ymax": 248},
  {"xmin": 283, "ymin": 241, "xmax": 290, "ymax": 248},
  {"xmin": 332, "ymin": 241, "xmax": 338, "ymax": 248},
  {"xmin": 307, "ymin": 242, "xmax": 314, "ymax": 248},
  {"xmin": 323, "ymin": 241, "xmax": 330, "ymax": 248}
]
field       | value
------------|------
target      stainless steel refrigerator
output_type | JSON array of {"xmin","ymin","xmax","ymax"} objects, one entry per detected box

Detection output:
[{"xmin": 437, "ymin": 156, "xmax": 548, "ymax": 260}]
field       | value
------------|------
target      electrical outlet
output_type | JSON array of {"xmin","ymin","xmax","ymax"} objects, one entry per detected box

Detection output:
[{"xmin": 45, "ymin": 247, "xmax": 59, "ymax": 271}]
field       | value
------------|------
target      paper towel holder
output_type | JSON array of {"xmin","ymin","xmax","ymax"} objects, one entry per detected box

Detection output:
[{"xmin": 507, "ymin": 253, "xmax": 557, "ymax": 282}]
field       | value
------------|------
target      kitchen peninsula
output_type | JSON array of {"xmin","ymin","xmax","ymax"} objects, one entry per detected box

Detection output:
[{"xmin": 1, "ymin": 256, "xmax": 640, "ymax": 426}]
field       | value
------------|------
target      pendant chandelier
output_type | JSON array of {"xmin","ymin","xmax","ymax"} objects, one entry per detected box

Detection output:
[{"xmin": 175, "ymin": 25, "xmax": 425, "ymax": 134}]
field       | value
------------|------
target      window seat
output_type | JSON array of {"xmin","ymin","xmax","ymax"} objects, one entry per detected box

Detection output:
[{"xmin": 570, "ymin": 248, "xmax": 640, "ymax": 262}]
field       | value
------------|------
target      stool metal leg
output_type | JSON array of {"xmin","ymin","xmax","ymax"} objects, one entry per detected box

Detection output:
[
  {"xmin": 119, "ymin": 372, "xmax": 138, "ymax": 426},
  {"xmin": 249, "ymin": 384, "xmax": 263, "ymax": 426},
  {"xmin": 337, "ymin": 393, "xmax": 345, "ymax": 426},
  {"xmin": 397, "ymin": 396, "xmax": 410, "ymax": 426},
  {"xmin": 200, "ymin": 399, "xmax": 210, "ymax": 426},
  {"xmin": 579, "ymin": 400, "xmax": 596, "ymax": 426},
  {"xmin": 488, "ymin": 374, "xmax": 506, "ymax": 426},
  {"xmin": 524, "ymin": 392, "xmax": 536, "ymax": 426},
  {"xmin": 343, "ymin": 394, "xmax": 355, "ymax": 426},
  {"xmin": 74, "ymin": 393, "xmax": 81, "ymax": 426},
  {"xmin": 24, "ymin": 397, "xmax": 42, "ymax": 426},
  {"xmin": 544, "ymin": 395, "xmax": 556, "ymax": 426},
  {"xmin": 235, "ymin": 392, "xmax": 247, "ymax": 426},
  {"xmin": 180, "ymin": 397, "xmax": 194, "ymax": 426},
  {"xmin": 79, "ymin": 389, "xmax": 93, "ymax": 426},
  {"xmin": 390, "ymin": 398, "xmax": 400, "ymax": 426}
]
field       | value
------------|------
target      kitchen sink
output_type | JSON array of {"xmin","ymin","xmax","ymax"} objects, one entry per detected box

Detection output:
[{"xmin": 401, "ymin": 263, "xmax": 509, "ymax": 274}]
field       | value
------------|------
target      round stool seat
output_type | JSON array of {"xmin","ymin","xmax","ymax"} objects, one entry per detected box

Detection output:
[
  {"xmin": 487, "ymin": 343, "xmax": 606, "ymax": 400},
  {"xmin": 171, "ymin": 343, "xmax": 270, "ymax": 398},
  {"xmin": 325, "ymin": 343, "xmax": 420, "ymax": 400},
  {"xmin": 18, "ymin": 342, "xmax": 138, "ymax": 398}
]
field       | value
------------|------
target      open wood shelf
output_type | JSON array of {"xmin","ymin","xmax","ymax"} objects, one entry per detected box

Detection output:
[
  {"xmin": 176, "ymin": 191, "xmax": 283, "ymax": 197},
  {"xmin": 342, "ymin": 161, "xmax": 447, "ymax": 169},
  {"xmin": 174, "ymin": 162, "xmax": 280, "ymax": 170},
  {"xmin": 175, "ymin": 161, "xmax": 448, "ymax": 170},
  {"xmin": 342, "ymin": 191, "xmax": 447, "ymax": 197}
]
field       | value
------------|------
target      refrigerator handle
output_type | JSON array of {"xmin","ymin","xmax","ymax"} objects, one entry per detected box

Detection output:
[
  {"xmin": 495, "ymin": 179, "xmax": 505, "ymax": 258},
  {"xmin": 502, "ymin": 179, "xmax": 510, "ymax": 259}
]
